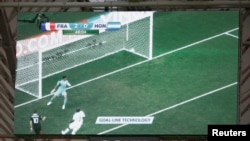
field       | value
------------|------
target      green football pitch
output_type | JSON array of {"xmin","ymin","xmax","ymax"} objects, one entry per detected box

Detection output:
[{"xmin": 14, "ymin": 11, "xmax": 238, "ymax": 135}]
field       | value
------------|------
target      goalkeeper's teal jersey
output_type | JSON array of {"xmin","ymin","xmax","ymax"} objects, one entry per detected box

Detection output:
[{"xmin": 57, "ymin": 80, "xmax": 70, "ymax": 92}]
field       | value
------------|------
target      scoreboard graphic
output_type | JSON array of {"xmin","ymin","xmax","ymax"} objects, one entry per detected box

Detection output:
[{"xmin": 40, "ymin": 22, "xmax": 121, "ymax": 35}]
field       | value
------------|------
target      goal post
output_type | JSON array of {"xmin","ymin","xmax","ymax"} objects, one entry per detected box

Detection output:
[
  {"xmin": 15, "ymin": 52, "xmax": 41, "ymax": 98},
  {"xmin": 124, "ymin": 13, "xmax": 153, "ymax": 60},
  {"xmin": 15, "ymin": 12, "xmax": 154, "ymax": 99}
]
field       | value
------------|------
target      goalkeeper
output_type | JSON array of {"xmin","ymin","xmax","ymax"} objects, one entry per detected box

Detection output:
[{"xmin": 47, "ymin": 75, "xmax": 71, "ymax": 110}]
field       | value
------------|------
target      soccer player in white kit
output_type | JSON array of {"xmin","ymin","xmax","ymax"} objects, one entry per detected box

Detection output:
[
  {"xmin": 47, "ymin": 75, "xmax": 71, "ymax": 110},
  {"xmin": 61, "ymin": 108, "xmax": 85, "ymax": 135}
]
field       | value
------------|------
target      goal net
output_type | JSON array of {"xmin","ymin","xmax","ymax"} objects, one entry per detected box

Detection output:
[{"xmin": 15, "ymin": 12, "xmax": 153, "ymax": 98}]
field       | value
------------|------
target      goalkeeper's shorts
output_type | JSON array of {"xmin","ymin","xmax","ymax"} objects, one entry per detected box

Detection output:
[{"xmin": 55, "ymin": 90, "xmax": 67, "ymax": 97}]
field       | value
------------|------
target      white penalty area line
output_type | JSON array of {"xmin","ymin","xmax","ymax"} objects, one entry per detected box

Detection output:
[
  {"xmin": 224, "ymin": 32, "xmax": 239, "ymax": 39},
  {"xmin": 15, "ymin": 27, "xmax": 238, "ymax": 108},
  {"xmin": 154, "ymin": 28, "xmax": 238, "ymax": 59},
  {"xmin": 97, "ymin": 82, "xmax": 237, "ymax": 135}
]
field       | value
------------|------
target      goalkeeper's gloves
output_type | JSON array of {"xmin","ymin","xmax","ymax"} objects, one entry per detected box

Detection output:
[{"xmin": 50, "ymin": 89, "xmax": 56, "ymax": 94}]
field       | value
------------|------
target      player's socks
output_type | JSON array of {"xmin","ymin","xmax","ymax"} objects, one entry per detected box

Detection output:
[
  {"xmin": 50, "ymin": 97, "xmax": 55, "ymax": 101},
  {"xmin": 64, "ymin": 98, "xmax": 67, "ymax": 104},
  {"xmin": 62, "ymin": 99, "xmax": 67, "ymax": 109}
]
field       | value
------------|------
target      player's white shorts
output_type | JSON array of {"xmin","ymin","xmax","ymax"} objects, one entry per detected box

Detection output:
[{"xmin": 69, "ymin": 121, "xmax": 82, "ymax": 132}]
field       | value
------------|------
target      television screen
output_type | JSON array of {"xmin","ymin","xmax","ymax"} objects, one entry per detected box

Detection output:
[{"xmin": 14, "ymin": 11, "xmax": 239, "ymax": 136}]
